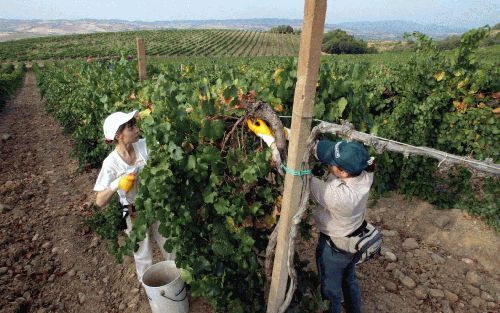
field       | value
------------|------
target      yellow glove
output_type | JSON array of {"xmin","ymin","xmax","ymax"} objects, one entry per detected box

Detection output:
[
  {"xmin": 247, "ymin": 119, "xmax": 275, "ymax": 146},
  {"xmin": 111, "ymin": 173, "xmax": 136, "ymax": 193},
  {"xmin": 247, "ymin": 118, "xmax": 273, "ymax": 135},
  {"xmin": 119, "ymin": 173, "xmax": 136, "ymax": 193}
]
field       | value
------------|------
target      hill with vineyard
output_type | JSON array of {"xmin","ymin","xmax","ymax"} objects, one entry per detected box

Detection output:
[{"xmin": 0, "ymin": 29, "xmax": 300, "ymax": 61}]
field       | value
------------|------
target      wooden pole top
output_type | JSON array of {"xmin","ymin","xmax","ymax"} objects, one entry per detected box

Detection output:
[{"xmin": 136, "ymin": 37, "xmax": 147, "ymax": 82}]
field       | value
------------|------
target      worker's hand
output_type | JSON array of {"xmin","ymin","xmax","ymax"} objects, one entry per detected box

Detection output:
[
  {"xmin": 311, "ymin": 163, "xmax": 326, "ymax": 177},
  {"xmin": 247, "ymin": 119, "xmax": 275, "ymax": 147},
  {"xmin": 110, "ymin": 173, "xmax": 136, "ymax": 193}
]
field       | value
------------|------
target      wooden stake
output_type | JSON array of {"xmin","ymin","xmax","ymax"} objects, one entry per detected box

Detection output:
[
  {"xmin": 136, "ymin": 37, "xmax": 147, "ymax": 82},
  {"xmin": 266, "ymin": 1, "xmax": 327, "ymax": 312}
]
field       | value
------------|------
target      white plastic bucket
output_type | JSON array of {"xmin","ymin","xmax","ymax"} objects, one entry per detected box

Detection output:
[{"xmin": 142, "ymin": 261, "xmax": 189, "ymax": 313}]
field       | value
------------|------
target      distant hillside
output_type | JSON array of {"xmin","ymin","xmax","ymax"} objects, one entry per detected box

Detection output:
[
  {"xmin": 0, "ymin": 18, "xmax": 472, "ymax": 42},
  {"xmin": 333, "ymin": 20, "xmax": 468, "ymax": 40}
]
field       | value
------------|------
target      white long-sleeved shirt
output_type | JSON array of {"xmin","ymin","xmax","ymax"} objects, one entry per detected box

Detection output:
[
  {"xmin": 93, "ymin": 138, "xmax": 148, "ymax": 205},
  {"xmin": 311, "ymin": 171, "xmax": 373, "ymax": 237}
]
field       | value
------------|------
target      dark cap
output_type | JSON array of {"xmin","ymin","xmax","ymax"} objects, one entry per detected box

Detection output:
[{"xmin": 316, "ymin": 140, "xmax": 371, "ymax": 175}]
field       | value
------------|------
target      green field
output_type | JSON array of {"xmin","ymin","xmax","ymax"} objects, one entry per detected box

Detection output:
[
  {"xmin": 145, "ymin": 44, "xmax": 499, "ymax": 70},
  {"xmin": 1, "ymin": 28, "xmax": 499, "ymax": 67},
  {"xmin": 0, "ymin": 29, "xmax": 301, "ymax": 62}
]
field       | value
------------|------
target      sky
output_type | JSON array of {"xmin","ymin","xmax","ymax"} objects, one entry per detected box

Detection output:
[{"xmin": 0, "ymin": 0, "xmax": 498, "ymax": 28}]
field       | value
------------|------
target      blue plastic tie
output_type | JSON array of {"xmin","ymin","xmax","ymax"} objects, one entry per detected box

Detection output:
[{"xmin": 280, "ymin": 163, "xmax": 311, "ymax": 176}]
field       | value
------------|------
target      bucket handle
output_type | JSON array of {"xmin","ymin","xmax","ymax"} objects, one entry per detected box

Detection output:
[{"xmin": 159, "ymin": 284, "xmax": 187, "ymax": 302}]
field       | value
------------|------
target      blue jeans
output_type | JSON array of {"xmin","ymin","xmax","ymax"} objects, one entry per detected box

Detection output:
[{"xmin": 316, "ymin": 234, "xmax": 362, "ymax": 313}]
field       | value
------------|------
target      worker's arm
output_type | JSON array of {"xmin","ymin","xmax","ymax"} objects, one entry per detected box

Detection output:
[
  {"xmin": 247, "ymin": 118, "xmax": 291, "ymax": 147},
  {"xmin": 95, "ymin": 188, "xmax": 116, "ymax": 208},
  {"xmin": 94, "ymin": 174, "xmax": 135, "ymax": 208}
]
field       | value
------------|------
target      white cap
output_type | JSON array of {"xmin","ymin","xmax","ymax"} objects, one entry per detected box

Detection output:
[{"xmin": 103, "ymin": 110, "xmax": 138, "ymax": 140}]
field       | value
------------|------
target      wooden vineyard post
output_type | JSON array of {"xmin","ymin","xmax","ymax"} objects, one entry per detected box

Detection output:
[
  {"xmin": 266, "ymin": 0, "xmax": 327, "ymax": 312},
  {"xmin": 136, "ymin": 37, "xmax": 147, "ymax": 82}
]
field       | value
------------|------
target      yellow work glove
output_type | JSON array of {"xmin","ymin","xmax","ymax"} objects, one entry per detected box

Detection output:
[
  {"xmin": 110, "ymin": 173, "xmax": 136, "ymax": 193},
  {"xmin": 247, "ymin": 119, "xmax": 275, "ymax": 147}
]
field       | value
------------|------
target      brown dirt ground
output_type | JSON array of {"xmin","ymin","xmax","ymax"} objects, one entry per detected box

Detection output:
[{"xmin": 0, "ymin": 72, "xmax": 498, "ymax": 313}]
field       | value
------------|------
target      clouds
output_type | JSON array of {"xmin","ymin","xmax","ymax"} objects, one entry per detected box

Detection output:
[{"xmin": 0, "ymin": 0, "xmax": 498, "ymax": 27}]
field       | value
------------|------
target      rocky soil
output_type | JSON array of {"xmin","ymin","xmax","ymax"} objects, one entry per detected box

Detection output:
[
  {"xmin": 295, "ymin": 191, "xmax": 499, "ymax": 313},
  {"xmin": 349, "ymin": 195, "xmax": 498, "ymax": 313},
  {"xmin": 0, "ymin": 72, "xmax": 498, "ymax": 313}
]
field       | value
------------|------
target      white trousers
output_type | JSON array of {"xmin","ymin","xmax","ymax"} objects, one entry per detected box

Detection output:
[{"xmin": 125, "ymin": 217, "xmax": 176, "ymax": 282}]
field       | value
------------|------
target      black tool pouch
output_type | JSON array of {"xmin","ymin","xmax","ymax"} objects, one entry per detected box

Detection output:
[{"xmin": 119, "ymin": 204, "xmax": 131, "ymax": 231}]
